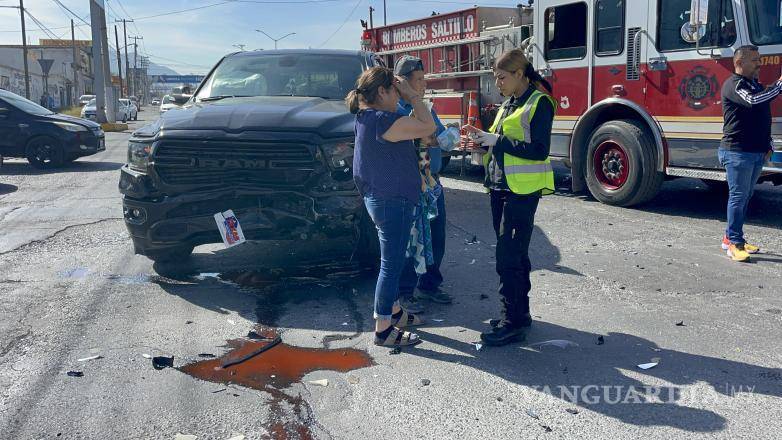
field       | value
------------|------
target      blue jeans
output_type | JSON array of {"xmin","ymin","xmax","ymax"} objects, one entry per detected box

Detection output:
[
  {"xmin": 399, "ymin": 186, "xmax": 446, "ymax": 295},
  {"xmin": 364, "ymin": 195, "xmax": 417, "ymax": 320},
  {"xmin": 718, "ymin": 149, "xmax": 766, "ymax": 244}
]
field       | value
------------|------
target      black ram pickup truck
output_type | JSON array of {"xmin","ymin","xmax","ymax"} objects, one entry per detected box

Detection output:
[{"xmin": 119, "ymin": 49, "xmax": 380, "ymax": 263}]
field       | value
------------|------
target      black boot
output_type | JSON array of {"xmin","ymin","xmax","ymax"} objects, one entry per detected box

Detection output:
[
  {"xmin": 489, "ymin": 313, "xmax": 532, "ymax": 329},
  {"xmin": 480, "ymin": 322, "xmax": 527, "ymax": 346}
]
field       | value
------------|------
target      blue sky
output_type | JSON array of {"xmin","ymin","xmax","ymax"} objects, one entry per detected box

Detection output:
[{"xmin": 0, "ymin": 0, "xmax": 526, "ymax": 74}]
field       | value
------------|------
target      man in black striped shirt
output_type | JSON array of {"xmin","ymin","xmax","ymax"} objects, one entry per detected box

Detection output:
[{"xmin": 719, "ymin": 45, "xmax": 780, "ymax": 262}]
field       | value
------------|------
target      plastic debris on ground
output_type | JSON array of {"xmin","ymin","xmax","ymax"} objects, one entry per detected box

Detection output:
[
  {"xmin": 432, "ymin": 319, "xmax": 445, "ymax": 322},
  {"xmin": 198, "ymin": 353, "xmax": 216, "ymax": 358},
  {"xmin": 66, "ymin": 371, "xmax": 84, "ymax": 377},
  {"xmin": 474, "ymin": 343, "xmax": 483, "ymax": 351},
  {"xmin": 637, "ymin": 362, "xmax": 659, "ymax": 370},
  {"xmin": 596, "ymin": 336, "xmax": 605, "ymax": 345},
  {"xmin": 540, "ymin": 425, "xmax": 553, "ymax": 433},
  {"xmin": 526, "ymin": 408, "xmax": 539, "ymax": 419},
  {"xmin": 676, "ymin": 321, "xmax": 686, "ymax": 326},
  {"xmin": 530, "ymin": 339, "xmax": 580, "ymax": 350},
  {"xmin": 469, "ymin": 259, "xmax": 476, "ymax": 265},
  {"xmin": 174, "ymin": 434, "xmax": 197, "ymax": 440},
  {"xmin": 77, "ymin": 355, "xmax": 103, "ymax": 362},
  {"xmin": 152, "ymin": 356, "xmax": 174, "ymax": 370},
  {"xmin": 141, "ymin": 353, "xmax": 152, "ymax": 359},
  {"xmin": 566, "ymin": 408, "xmax": 580, "ymax": 415},
  {"xmin": 420, "ymin": 378, "xmax": 431, "ymax": 386},
  {"xmin": 227, "ymin": 319, "xmax": 237, "ymax": 326},
  {"xmin": 307, "ymin": 379, "xmax": 329, "ymax": 387},
  {"xmin": 227, "ymin": 435, "xmax": 245, "ymax": 440},
  {"xmin": 390, "ymin": 348, "xmax": 402, "ymax": 355},
  {"xmin": 465, "ymin": 235, "xmax": 479, "ymax": 245}
]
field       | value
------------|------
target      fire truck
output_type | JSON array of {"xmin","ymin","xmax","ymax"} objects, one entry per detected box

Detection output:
[{"xmin": 361, "ymin": 1, "xmax": 782, "ymax": 206}]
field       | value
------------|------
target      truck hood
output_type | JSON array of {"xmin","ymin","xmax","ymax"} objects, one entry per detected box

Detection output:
[
  {"xmin": 156, "ymin": 96, "xmax": 355, "ymax": 137},
  {"xmin": 45, "ymin": 112, "xmax": 101, "ymax": 129}
]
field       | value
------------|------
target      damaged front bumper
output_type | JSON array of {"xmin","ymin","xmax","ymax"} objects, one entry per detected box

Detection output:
[{"xmin": 119, "ymin": 165, "xmax": 363, "ymax": 256}]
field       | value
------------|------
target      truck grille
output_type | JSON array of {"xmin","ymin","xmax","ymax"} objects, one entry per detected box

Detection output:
[{"xmin": 153, "ymin": 140, "xmax": 316, "ymax": 187}]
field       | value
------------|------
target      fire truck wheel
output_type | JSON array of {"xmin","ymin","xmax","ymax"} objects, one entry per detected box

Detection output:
[{"xmin": 585, "ymin": 119, "xmax": 663, "ymax": 207}]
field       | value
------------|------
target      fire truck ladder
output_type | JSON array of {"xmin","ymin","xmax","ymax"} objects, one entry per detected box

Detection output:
[{"xmin": 375, "ymin": 35, "xmax": 497, "ymax": 79}]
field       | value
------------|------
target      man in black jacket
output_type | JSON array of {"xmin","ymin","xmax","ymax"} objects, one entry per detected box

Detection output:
[{"xmin": 719, "ymin": 45, "xmax": 780, "ymax": 262}]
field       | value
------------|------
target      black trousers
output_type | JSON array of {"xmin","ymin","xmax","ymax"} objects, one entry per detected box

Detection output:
[{"xmin": 490, "ymin": 190, "xmax": 540, "ymax": 327}]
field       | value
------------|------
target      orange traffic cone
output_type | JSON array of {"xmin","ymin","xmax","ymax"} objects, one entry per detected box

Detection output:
[{"xmin": 466, "ymin": 91, "xmax": 482, "ymax": 130}]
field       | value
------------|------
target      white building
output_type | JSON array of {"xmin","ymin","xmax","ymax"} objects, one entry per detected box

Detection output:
[{"xmin": 0, "ymin": 42, "xmax": 93, "ymax": 109}]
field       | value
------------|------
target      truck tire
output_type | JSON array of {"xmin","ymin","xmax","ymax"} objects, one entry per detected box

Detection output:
[
  {"xmin": 26, "ymin": 137, "xmax": 65, "ymax": 169},
  {"xmin": 352, "ymin": 207, "xmax": 380, "ymax": 268},
  {"xmin": 584, "ymin": 119, "xmax": 663, "ymax": 207}
]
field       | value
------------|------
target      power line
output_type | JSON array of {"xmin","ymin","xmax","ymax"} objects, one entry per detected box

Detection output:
[
  {"xmin": 24, "ymin": 10, "xmax": 60, "ymax": 40},
  {"xmin": 319, "ymin": 0, "xmax": 362, "ymax": 48}
]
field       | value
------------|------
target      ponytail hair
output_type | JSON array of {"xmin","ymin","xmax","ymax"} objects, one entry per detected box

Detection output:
[
  {"xmin": 345, "ymin": 67, "xmax": 395, "ymax": 114},
  {"xmin": 496, "ymin": 49, "xmax": 553, "ymax": 95}
]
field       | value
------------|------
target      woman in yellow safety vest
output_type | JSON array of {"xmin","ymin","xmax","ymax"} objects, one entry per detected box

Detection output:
[{"xmin": 463, "ymin": 49, "xmax": 556, "ymax": 346}]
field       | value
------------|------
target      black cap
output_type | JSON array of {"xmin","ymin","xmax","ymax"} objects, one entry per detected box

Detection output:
[{"xmin": 394, "ymin": 55, "xmax": 424, "ymax": 76}]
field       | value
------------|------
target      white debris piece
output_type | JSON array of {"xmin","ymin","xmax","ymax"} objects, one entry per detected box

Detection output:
[{"xmin": 307, "ymin": 379, "xmax": 329, "ymax": 387}]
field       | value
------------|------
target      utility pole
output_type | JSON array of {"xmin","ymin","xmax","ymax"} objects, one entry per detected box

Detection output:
[
  {"xmin": 115, "ymin": 19, "xmax": 132, "ymax": 97},
  {"xmin": 369, "ymin": 6, "xmax": 374, "ymax": 29},
  {"xmin": 98, "ymin": 3, "xmax": 115, "ymax": 122},
  {"xmin": 71, "ymin": 19, "xmax": 78, "ymax": 105},
  {"xmin": 19, "ymin": 0, "xmax": 30, "ymax": 98},
  {"xmin": 383, "ymin": 0, "xmax": 387, "ymax": 25},
  {"xmin": 89, "ymin": 0, "xmax": 107, "ymax": 122},
  {"xmin": 114, "ymin": 25, "xmax": 123, "ymax": 97},
  {"xmin": 129, "ymin": 36, "xmax": 143, "ymax": 98}
]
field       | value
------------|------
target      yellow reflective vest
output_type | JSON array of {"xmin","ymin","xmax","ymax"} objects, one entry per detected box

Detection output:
[{"xmin": 484, "ymin": 89, "xmax": 556, "ymax": 196}]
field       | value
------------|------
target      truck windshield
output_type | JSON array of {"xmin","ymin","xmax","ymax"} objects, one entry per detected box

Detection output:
[
  {"xmin": 195, "ymin": 53, "xmax": 364, "ymax": 101},
  {"xmin": 746, "ymin": 0, "xmax": 782, "ymax": 45}
]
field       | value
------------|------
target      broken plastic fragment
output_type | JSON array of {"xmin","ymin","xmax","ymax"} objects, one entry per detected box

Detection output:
[
  {"xmin": 530, "ymin": 339, "xmax": 580, "ymax": 350},
  {"xmin": 66, "ymin": 371, "xmax": 84, "ymax": 377},
  {"xmin": 540, "ymin": 425, "xmax": 553, "ymax": 433},
  {"xmin": 141, "ymin": 353, "xmax": 152, "ymax": 359},
  {"xmin": 174, "ymin": 434, "xmax": 197, "ymax": 440},
  {"xmin": 432, "ymin": 319, "xmax": 445, "ymax": 322},
  {"xmin": 526, "ymin": 408, "xmax": 539, "ymax": 419},
  {"xmin": 469, "ymin": 259, "xmax": 476, "ymax": 265},
  {"xmin": 420, "ymin": 378, "xmax": 431, "ymax": 386},
  {"xmin": 637, "ymin": 362, "xmax": 658, "ymax": 370},
  {"xmin": 152, "ymin": 356, "xmax": 174, "ymax": 370},
  {"xmin": 676, "ymin": 321, "xmax": 685, "ymax": 326},
  {"xmin": 307, "ymin": 379, "xmax": 329, "ymax": 387},
  {"xmin": 474, "ymin": 343, "xmax": 483, "ymax": 351},
  {"xmin": 227, "ymin": 319, "xmax": 237, "ymax": 326},
  {"xmin": 566, "ymin": 408, "xmax": 579, "ymax": 415},
  {"xmin": 77, "ymin": 355, "xmax": 103, "ymax": 362}
]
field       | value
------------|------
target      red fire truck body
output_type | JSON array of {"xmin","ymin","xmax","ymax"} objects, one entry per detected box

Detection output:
[{"xmin": 362, "ymin": 1, "xmax": 782, "ymax": 207}]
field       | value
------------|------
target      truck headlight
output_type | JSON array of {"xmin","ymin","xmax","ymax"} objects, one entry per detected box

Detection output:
[
  {"xmin": 128, "ymin": 141, "xmax": 152, "ymax": 172},
  {"xmin": 53, "ymin": 121, "xmax": 88, "ymax": 132},
  {"xmin": 320, "ymin": 139, "xmax": 354, "ymax": 169}
]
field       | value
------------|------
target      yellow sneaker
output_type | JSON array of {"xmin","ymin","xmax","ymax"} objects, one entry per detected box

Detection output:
[
  {"xmin": 727, "ymin": 244, "xmax": 751, "ymax": 262},
  {"xmin": 722, "ymin": 236, "xmax": 760, "ymax": 254},
  {"xmin": 743, "ymin": 243, "xmax": 760, "ymax": 254}
]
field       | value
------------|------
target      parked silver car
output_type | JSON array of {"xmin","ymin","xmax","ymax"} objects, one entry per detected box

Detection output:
[{"xmin": 80, "ymin": 98, "xmax": 130, "ymax": 122}]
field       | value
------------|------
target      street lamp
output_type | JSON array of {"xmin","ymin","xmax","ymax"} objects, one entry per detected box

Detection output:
[{"xmin": 255, "ymin": 29, "xmax": 296, "ymax": 50}]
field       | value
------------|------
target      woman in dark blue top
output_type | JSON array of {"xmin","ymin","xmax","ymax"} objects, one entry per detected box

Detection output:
[{"xmin": 347, "ymin": 67, "xmax": 435, "ymax": 347}]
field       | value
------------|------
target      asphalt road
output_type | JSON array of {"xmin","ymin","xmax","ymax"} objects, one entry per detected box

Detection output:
[{"xmin": 0, "ymin": 108, "xmax": 780, "ymax": 439}]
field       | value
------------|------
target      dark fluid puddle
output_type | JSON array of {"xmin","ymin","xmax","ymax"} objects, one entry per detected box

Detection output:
[{"xmin": 180, "ymin": 329, "xmax": 374, "ymax": 439}]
